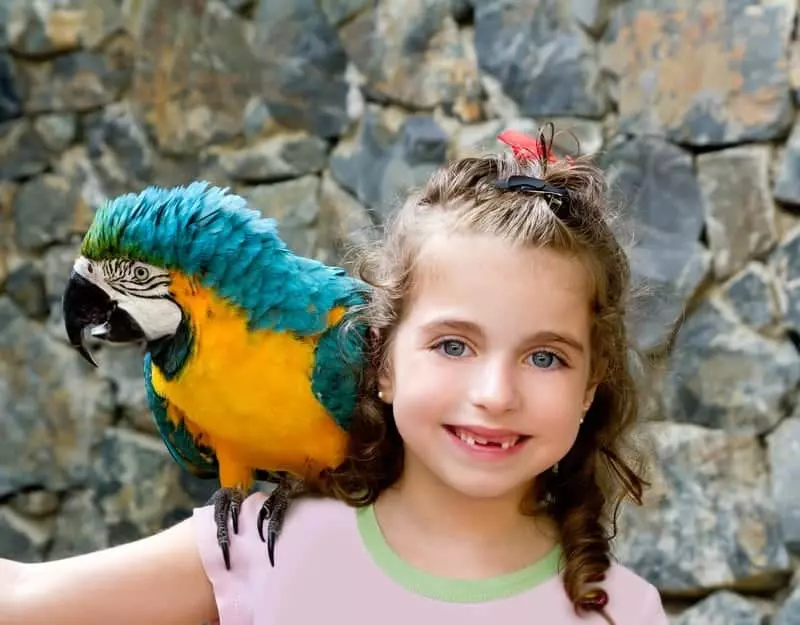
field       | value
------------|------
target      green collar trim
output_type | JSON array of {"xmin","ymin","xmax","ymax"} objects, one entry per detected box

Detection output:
[{"xmin": 356, "ymin": 504, "xmax": 563, "ymax": 603}]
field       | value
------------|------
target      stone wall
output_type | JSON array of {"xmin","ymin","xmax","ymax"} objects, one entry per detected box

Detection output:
[{"xmin": 0, "ymin": 0, "xmax": 799, "ymax": 622}]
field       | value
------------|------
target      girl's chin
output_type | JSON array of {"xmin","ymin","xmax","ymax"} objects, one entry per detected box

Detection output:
[{"xmin": 432, "ymin": 468, "xmax": 535, "ymax": 503}]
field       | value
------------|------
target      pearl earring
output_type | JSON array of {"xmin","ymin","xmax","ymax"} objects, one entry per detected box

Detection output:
[{"xmin": 378, "ymin": 390, "xmax": 384, "ymax": 400}]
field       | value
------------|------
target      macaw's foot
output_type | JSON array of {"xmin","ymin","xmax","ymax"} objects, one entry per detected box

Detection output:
[
  {"xmin": 257, "ymin": 474, "xmax": 304, "ymax": 567},
  {"xmin": 207, "ymin": 486, "xmax": 245, "ymax": 571}
]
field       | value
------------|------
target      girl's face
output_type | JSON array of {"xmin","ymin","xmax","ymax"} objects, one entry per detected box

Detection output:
[{"xmin": 379, "ymin": 231, "xmax": 598, "ymax": 504}]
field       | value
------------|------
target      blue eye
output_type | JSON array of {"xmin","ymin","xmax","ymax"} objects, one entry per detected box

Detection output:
[
  {"xmin": 531, "ymin": 351, "xmax": 560, "ymax": 368},
  {"xmin": 436, "ymin": 340, "xmax": 468, "ymax": 357}
]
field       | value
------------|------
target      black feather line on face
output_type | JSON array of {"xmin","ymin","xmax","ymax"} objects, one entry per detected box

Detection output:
[
  {"xmin": 123, "ymin": 276, "xmax": 171, "ymax": 292},
  {"xmin": 100, "ymin": 259, "xmax": 171, "ymax": 299},
  {"xmin": 106, "ymin": 281, "xmax": 173, "ymax": 301}
]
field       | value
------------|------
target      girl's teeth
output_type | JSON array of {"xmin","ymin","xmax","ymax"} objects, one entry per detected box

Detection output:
[{"xmin": 454, "ymin": 428, "xmax": 519, "ymax": 449}]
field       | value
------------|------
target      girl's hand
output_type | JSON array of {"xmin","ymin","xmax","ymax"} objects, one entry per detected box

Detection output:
[{"xmin": 0, "ymin": 518, "xmax": 217, "ymax": 625}]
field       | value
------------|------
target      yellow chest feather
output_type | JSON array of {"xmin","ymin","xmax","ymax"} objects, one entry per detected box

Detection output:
[{"xmin": 149, "ymin": 273, "xmax": 348, "ymax": 486}]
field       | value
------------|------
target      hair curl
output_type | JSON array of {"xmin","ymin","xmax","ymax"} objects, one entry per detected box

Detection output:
[{"xmin": 325, "ymin": 125, "xmax": 649, "ymax": 623}]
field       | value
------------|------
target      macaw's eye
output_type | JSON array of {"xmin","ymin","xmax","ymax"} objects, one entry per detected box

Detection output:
[{"xmin": 133, "ymin": 266, "xmax": 149, "ymax": 280}]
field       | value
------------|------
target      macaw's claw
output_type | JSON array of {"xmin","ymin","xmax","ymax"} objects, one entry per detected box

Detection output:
[
  {"xmin": 257, "ymin": 474, "xmax": 304, "ymax": 567},
  {"xmin": 207, "ymin": 487, "xmax": 244, "ymax": 571},
  {"xmin": 257, "ymin": 483, "xmax": 288, "ymax": 567}
]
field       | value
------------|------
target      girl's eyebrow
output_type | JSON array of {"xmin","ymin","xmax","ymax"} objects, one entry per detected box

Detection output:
[
  {"xmin": 419, "ymin": 318, "xmax": 586, "ymax": 354},
  {"xmin": 530, "ymin": 330, "xmax": 586, "ymax": 354},
  {"xmin": 419, "ymin": 318, "xmax": 482, "ymax": 335}
]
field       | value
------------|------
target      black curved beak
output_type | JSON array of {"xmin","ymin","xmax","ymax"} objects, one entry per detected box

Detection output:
[{"xmin": 62, "ymin": 271, "xmax": 146, "ymax": 367}]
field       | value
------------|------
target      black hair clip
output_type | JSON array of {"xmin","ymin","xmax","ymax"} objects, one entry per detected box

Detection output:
[
  {"xmin": 494, "ymin": 175, "xmax": 566, "ymax": 198},
  {"xmin": 493, "ymin": 175, "xmax": 569, "ymax": 211}
]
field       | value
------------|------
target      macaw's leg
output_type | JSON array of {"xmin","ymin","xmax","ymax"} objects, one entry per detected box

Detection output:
[
  {"xmin": 207, "ymin": 452, "xmax": 252, "ymax": 570},
  {"xmin": 206, "ymin": 486, "xmax": 245, "ymax": 570},
  {"xmin": 257, "ymin": 472, "xmax": 305, "ymax": 566}
]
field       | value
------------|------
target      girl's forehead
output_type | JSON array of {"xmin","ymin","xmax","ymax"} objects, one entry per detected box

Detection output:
[
  {"xmin": 414, "ymin": 232, "xmax": 592, "ymax": 293},
  {"xmin": 407, "ymin": 233, "xmax": 594, "ymax": 334}
]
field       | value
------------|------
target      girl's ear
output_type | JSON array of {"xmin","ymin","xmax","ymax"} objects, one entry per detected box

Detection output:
[
  {"xmin": 370, "ymin": 326, "xmax": 394, "ymax": 403},
  {"xmin": 582, "ymin": 381, "xmax": 598, "ymax": 414},
  {"xmin": 584, "ymin": 356, "xmax": 607, "ymax": 413},
  {"xmin": 378, "ymin": 374, "xmax": 393, "ymax": 404}
]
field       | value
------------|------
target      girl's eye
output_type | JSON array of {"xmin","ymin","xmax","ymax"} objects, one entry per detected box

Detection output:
[
  {"xmin": 530, "ymin": 350, "xmax": 562, "ymax": 369},
  {"xmin": 435, "ymin": 340, "xmax": 469, "ymax": 358}
]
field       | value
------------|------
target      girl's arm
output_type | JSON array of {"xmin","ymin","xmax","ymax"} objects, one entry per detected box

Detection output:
[{"xmin": 0, "ymin": 517, "xmax": 217, "ymax": 625}]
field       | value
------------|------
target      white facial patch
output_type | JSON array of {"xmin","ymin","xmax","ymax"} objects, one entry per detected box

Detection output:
[{"xmin": 72, "ymin": 255, "xmax": 182, "ymax": 341}]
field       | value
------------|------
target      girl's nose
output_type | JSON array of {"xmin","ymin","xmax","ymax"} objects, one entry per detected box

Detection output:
[{"xmin": 468, "ymin": 357, "xmax": 520, "ymax": 415}]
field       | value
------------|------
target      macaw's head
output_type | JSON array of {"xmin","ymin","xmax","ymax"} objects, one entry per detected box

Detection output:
[
  {"xmin": 62, "ymin": 180, "xmax": 267, "ymax": 367},
  {"xmin": 63, "ymin": 252, "xmax": 181, "ymax": 366}
]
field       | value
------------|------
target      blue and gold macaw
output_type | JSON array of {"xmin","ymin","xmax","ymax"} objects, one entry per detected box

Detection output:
[{"xmin": 61, "ymin": 181, "xmax": 369, "ymax": 569}]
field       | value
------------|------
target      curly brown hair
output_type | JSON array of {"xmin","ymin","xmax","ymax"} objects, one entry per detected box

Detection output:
[{"xmin": 325, "ymin": 126, "xmax": 649, "ymax": 623}]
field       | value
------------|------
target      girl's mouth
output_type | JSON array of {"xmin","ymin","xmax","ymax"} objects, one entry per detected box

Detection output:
[{"xmin": 443, "ymin": 425, "xmax": 531, "ymax": 453}]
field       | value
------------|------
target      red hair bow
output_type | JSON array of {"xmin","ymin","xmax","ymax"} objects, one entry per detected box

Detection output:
[{"xmin": 497, "ymin": 129, "xmax": 557, "ymax": 164}]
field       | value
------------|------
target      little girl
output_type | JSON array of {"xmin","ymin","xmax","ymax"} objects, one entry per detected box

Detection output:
[{"xmin": 0, "ymin": 126, "xmax": 668, "ymax": 625}]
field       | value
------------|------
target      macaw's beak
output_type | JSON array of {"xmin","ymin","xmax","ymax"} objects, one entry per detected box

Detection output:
[{"xmin": 62, "ymin": 271, "xmax": 146, "ymax": 368}]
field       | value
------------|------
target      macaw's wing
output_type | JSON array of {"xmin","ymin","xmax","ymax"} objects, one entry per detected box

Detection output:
[
  {"xmin": 311, "ymin": 302, "xmax": 368, "ymax": 432},
  {"xmin": 143, "ymin": 353, "xmax": 219, "ymax": 479}
]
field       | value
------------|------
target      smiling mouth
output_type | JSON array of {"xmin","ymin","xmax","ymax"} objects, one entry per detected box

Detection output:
[{"xmin": 444, "ymin": 425, "xmax": 530, "ymax": 450}]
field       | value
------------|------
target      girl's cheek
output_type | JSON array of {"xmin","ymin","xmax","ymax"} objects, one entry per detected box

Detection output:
[{"xmin": 527, "ymin": 380, "xmax": 585, "ymax": 417}]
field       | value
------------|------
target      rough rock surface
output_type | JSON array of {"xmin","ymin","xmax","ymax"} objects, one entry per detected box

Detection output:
[
  {"xmin": 661, "ymin": 297, "xmax": 800, "ymax": 435},
  {"xmin": 614, "ymin": 422, "xmax": 791, "ymax": 596},
  {"xmin": 720, "ymin": 262, "xmax": 781, "ymax": 332},
  {"xmin": 330, "ymin": 106, "xmax": 448, "ymax": 220},
  {"xmin": 0, "ymin": 297, "xmax": 114, "ymax": 498},
  {"xmin": 671, "ymin": 590, "xmax": 766, "ymax": 625},
  {"xmin": 334, "ymin": 0, "xmax": 482, "ymax": 119},
  {"xmin": 697, "ymin": 145, "xmax": 778, "ymax": 280},
  {"xmin": 250, "ymin": 0, "xmax": 352, "ymax": 139},
  {"xmin": 770, "ymin": 226, "xmax": 800, "ymax": 335},
  {"xmin": 475, "ymin": 0, "xmax": 607, "ymax": 118},
  {"xmin": 775, "ymin": 120, "xmax": 800, "ymax": 206},
  {"xmin": 767, "ymin": 417, "xmax": 800, "ymax": 553},
  {"xmin": 130, "ymin": 0, "xmax": 260, "ymax": 155},
  {"xmin": 601, "ymin": 0, "xmax": 795, "ymax": 146},
  {"xmin": 1, "ymin": 2, "xmax": 800, "ymax": 621},
  {"xmin": 601, "ymin": 135, "xmax": 710, "ymax": 352},
  {"xmin": 774, "ymin": 582, "xmax": 800, "ymax": 625}
]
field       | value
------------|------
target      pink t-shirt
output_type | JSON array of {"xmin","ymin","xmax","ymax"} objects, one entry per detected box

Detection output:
[{"xmin": 193, "ymin": 492, "xmax": 668, "ymax": 625}]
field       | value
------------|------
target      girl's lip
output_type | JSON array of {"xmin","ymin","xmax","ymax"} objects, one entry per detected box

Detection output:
[
  {"xmin": 443, "ymin": 425, "xmax": 530, "ymax": 458},
  {"xmin": 446, "ymin": 424, "xmax": 527, "ymax": 439}
]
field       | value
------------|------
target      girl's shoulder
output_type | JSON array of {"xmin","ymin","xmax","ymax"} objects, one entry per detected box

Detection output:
[
  {"xmin": 192, "ymin": 490, "xmax": 355, "ymax": 573},
  {"xmin": 191, "ymin": 490, "xmax": 360, "ymax": 625},
  {"xmin": 599, "ymin": 561, "xmax": 669, "ymax": 625}
]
